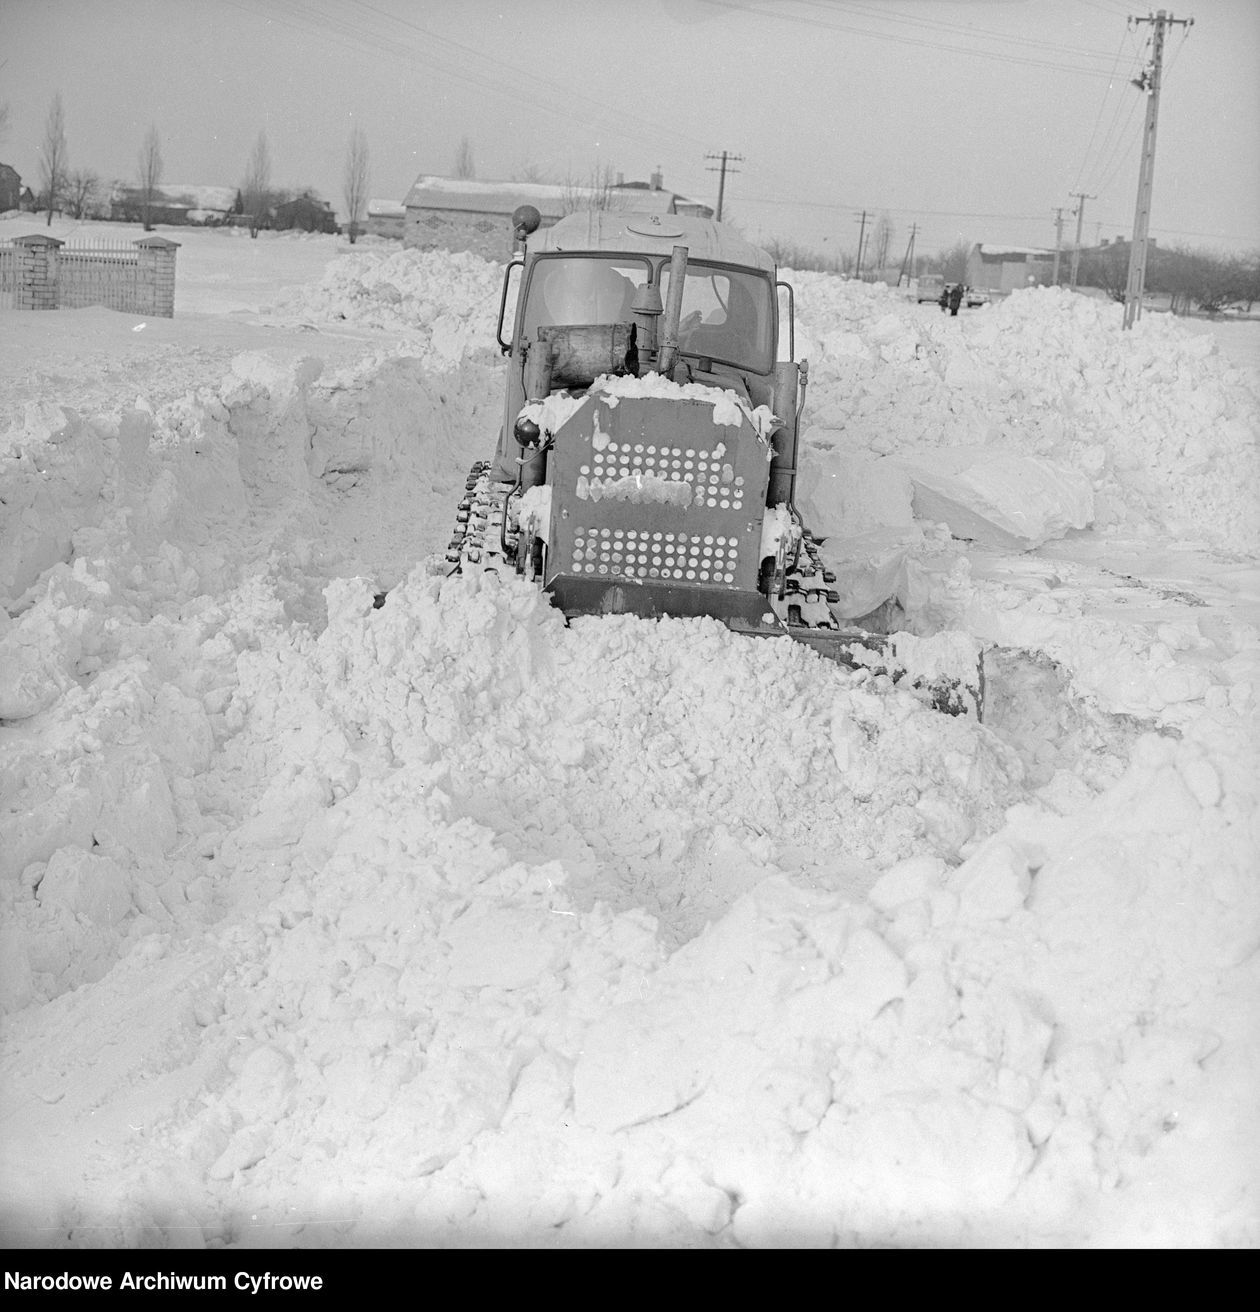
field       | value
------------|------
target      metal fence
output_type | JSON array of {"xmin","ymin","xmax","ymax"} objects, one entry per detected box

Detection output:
[{"xmin": 57, "ymin": 238, "xmax": 142, "ymax": 312}]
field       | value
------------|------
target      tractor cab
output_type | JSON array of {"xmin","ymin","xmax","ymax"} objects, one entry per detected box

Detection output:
[{"xmin": 491, "ymin": 210, "xmax": 798, "ymax": 482}]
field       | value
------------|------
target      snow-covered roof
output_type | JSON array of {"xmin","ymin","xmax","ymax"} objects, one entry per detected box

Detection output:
[
  {"xmin": 403, "ymin": 174, "xmax": 682, "ymax": 220},
  {"xmin": 367, "ymin": 199, "xmax": 406, "ymax": 218},
  {"xmin": 973, "ymin": 243, "xmax": 1056, "ymax": 259}
]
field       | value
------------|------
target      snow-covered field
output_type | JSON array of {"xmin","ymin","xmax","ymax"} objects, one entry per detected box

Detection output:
[{"xmin": 1, "ymin": 219, "xmax": 1257, "ymax": 1249}]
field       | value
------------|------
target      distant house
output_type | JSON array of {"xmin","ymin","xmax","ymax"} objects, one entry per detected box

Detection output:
[
  {"xmin": 1080, "ymin": 234, "xmax": 1157, "ymax": 261},
  {"xmin": 965, "ymin": 243, "xmax": 1057, "ymax": 293},
  {"xmin": 272, "ymin": 194, "xmax": 338, "ymax": 234},
  {"xmin": 110, "ymin": 184, "xmax": 237, "ymax": 226},
  {"xmin": 365, "ymin": 198, "xmax": 405, "ymax": 240},
  {"xmin": 402, "ymin": 170, "xmax": 713, "ymax": 258},
  {"xmin": 0, "ymin": 163, "xmax": 21, "ymax": 212}
]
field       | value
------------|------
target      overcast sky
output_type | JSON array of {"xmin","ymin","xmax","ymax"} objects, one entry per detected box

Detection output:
[{"xmin": 2, "ymin": 0, "xmax": 1257, "ymax": 259}]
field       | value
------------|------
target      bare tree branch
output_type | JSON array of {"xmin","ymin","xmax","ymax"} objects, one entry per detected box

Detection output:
[
  {"xmin": 453, "ymin": 136, "xmax": 475, "ymax": 180},
  {"xmin": 342, "ymin": 126, "xmax": 369, "ymax": 244},
  {"xmin": 39, "ymin": 93, "xmax": 68, "ymax": 226},
  {"xmin": 137, "ymin": 125, "xmax": 163, "ymax": 231},
  {"xmin": 66, "ymin": 169, "xmax": 100, "ymax": 220},
  {"xmin": 561, "ymin": 163, "xmax": 623, "ymax": 215},
  {"xmin": 241, "ymin": 131, "xmax": 271, "ymax": 238}
]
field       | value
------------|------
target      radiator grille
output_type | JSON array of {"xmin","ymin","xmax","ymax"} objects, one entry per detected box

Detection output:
[
  {"xmin": 570, "ymin": 529, "xmax": 739, "ymax": 582},
  {"xmin": 582, "ymin": 440, "xmax": 746, "ymax": 510}
]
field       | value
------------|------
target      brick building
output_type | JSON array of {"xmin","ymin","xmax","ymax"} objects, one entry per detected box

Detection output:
[{"xmin": 402, "ymin": 171, "xmax": 712, "ymax": 259}]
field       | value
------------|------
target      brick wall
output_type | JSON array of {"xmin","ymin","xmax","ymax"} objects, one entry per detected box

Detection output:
[
  {"xmin": 404, "ymin": 208, "xmax": 550, "ymax": 261},
  {"xmin": 7, "ymin": 233, "xmax": 179, "ymax": 316}
]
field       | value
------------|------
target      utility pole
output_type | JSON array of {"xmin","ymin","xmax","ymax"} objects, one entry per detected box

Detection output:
[
  {"xmin": 705, "ymin": 150, "xmax": 743, "ymax": 222},
  {"xmin": 1123, "ymin": 9, "xmax": 1193, "ymax": 329},
  {"xmin": 897, "ymin": 223, "xmax": 918, "ymax": 287},
  {"xmin": 854, "ymin": 210, "xmax": 869, "ymax": 280},
  {"xmin": 1051, "ymin": 207, "xmax": 1066, "ymax": 285},
  {"xmin": 1068, "ymin": 192, "xmax": 1095, "ymax": 289}
]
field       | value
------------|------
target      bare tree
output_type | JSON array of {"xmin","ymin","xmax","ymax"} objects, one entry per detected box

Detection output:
[
  {"xmin": 65, "ymin": 169, "xmax": 100, "ymax": 220},
  {"xmin": 1240, "ymin": 251, "xmax": 1260, "ymax": 313},
  {"xmin": 870, "ymin": 212, "xmax": 894, "ymax": 278},
  {"xmin": 39, "ymin": 92, "xmax": 68, "ymax": 226},
  {"xmin": 342, "ymin": 126, "xmax": 369, "ymax": 244},
  {"xmin": 453, "ymin": 136, "xmax": 475, "ymax": 180},
  {"xmin": 512, "ymin": 162, "xmax": 549, "ymax": 184},
  {"xmin": 561, "ymin": 163, "xmax": 622, "ymax": 215},
  {"xmin": 137, "ymin": 125, "xmax": 163, "ymax": 231},
  {"xmin": 1078, "ymin": 244, "xmax": 1130, "ymax": 303},
  {"xmin": 241, "ymin": 131, "xmax": 271, "ymax": 237},
  {"xmin": 934, "ymin": 239, "xmax": 972, "ymax": 285}
]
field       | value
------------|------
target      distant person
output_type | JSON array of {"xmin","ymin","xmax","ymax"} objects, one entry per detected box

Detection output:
[
  {"xmin": 939, "ymin": 285, "xmax": 950, "ymax": 313},
  {"xmin": 949, "ymin": 282, "xmax": 964, "ymax": 316}
]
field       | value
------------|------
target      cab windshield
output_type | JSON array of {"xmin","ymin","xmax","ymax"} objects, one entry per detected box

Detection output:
[
  {"xmin": 520, "ymin": 255, "xmax": 773, "ymax": 375},
  {"xmin": 660, "ymin": 263, "xmax": 773, "ymax": 375},
  {"xmin": 521, "ymin": 256, "xmax": 650, "ymax": 336}
]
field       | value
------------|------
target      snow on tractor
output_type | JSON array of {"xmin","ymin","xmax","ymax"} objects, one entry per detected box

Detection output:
[{"xmin": 446, "ymin": 206, "xmax": 982, "ymax": 716}]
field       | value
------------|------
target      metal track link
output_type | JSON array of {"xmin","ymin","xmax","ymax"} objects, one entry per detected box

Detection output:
[{"xmin": 446, "ymin": 461, "xmax": 520, "ymax": 576}]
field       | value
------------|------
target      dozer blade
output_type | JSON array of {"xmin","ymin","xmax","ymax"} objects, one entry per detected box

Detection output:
[{"xmin": 726, "ymin": 619, "xmax": 985, "ymax": 718}]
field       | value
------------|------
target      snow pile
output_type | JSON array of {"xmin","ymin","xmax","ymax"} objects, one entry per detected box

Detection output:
[
  {"xmin": 16, "ymin": 568, "xmax": 1254, "ymax": 1248},
  {"xmin": 790, "ymin": 276, "xmax": 1260, "ymax": 554},
  {"xmin": 265, "ymin": 247, "xmax": 504, "ymax": 365},
  {"xmin": 2, "ymin": 241, "xmax": 1258, "ymax": 1250},
  {"xmin": 0, "ymin": 348, "xmax": 497, "ymax": 608}
]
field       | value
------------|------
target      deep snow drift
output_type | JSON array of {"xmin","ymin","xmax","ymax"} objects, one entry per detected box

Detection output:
[{"xmin": 1, "ymin": 222, "xmax": 1257, "ymax": 1248}]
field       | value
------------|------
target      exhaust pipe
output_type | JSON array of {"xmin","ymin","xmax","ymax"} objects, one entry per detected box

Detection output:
[{"xmin": 656, "ymin": 244, "xmax": 688, "ymax": 378}]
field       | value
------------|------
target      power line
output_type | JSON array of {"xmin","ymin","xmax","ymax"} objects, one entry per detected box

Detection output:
[
  {"xmin": 699, "ymin": 0, "xmax": 1141, "ymax": 81},
  {"xmin": 232, "ymin": 0, "xmax": 719, "ymax": 175},
  {"xmin": 1076, "ymin": 20, "xmax": 1149, "ymax": 195},
  {"xmin": 815, "ymin": 0, "xmax": 1133, "ymax": 65},
  {"xmin": 1070, "ymin": 25, "xmax": 1140, "ymax": 195}
]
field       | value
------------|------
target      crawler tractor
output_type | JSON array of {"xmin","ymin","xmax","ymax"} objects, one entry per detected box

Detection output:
[{"xmin": 446, "ymin": 206, "xmax": 980, "ymax": 715}]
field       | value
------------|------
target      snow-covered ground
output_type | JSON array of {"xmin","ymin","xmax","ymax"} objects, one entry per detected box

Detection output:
[{"xmin": 1, "ymin": 219, "xmax": 1257, "ymax": 1249}]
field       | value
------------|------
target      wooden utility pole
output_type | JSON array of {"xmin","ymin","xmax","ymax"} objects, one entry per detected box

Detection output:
[
  {"xmin": 897, "ymin": 223, "xmax": 918, "ymax": 287},
  {"xmin": 1123, "ymin": 9, "xmax": 1193, "ymax": 329},
  {"xmin": 705, "ymin": 150, "xmax": 743, "ymax": 222},
  {"xmin": 1068, "ymin": 192, "xmax": 1095, "ymax": 289},
  {"xmin": 1051, "ymin": 207, "xmax": 1067, "ymax": 285},
  {"xmin": 854, "ymin": 210, "xmax": 869, "ymax": 279}
]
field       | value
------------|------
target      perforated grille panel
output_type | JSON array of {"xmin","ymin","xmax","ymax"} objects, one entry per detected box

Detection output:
[
  {"xmin": 547, "ymin": 394, "xmax": 770, "ymax": 597},
  {"xmin": 583, "ymin": 441, "xmax": 748, "ymax": 511},
  {"xmin": 570, "ymin": 529, "xmax": 741, "ymax": 582}
]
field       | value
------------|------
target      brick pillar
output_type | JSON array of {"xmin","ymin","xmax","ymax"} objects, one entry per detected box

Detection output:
[
  {"xmin": 12, "ymin": 233, "xmax": 63, "ymax": 311},
  {"xmin": 134, "ymin": 235, "xmax": 179, "ymax": 317}
]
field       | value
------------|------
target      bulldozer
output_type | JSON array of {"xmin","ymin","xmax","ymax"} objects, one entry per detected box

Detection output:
[{"xmin": 444, "ymin": 206, "xmax": 982, "ymax": 716}]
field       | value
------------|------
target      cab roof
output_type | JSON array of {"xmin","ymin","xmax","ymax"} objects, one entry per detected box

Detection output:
[{"xmin": 530, "ymin": 210, "xmax": 776, "ymax": 274}]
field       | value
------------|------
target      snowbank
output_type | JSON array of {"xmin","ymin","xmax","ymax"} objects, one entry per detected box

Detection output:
[
  {"xmin": 1, "ymin": 239, "xmax": 1257, "ymax": 1250},
  {"xmin": 790, "ymin": 277, "xmax": 1260, "ymax": 556}
]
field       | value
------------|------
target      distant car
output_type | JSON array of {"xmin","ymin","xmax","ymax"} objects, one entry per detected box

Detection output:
[
  {"xmin": 964, "ymin": 287, "xmax": 990, "ymax": 308},
  {"xmin": 917, "ymin": 274, "xmax": 945, "ymax": 304}
]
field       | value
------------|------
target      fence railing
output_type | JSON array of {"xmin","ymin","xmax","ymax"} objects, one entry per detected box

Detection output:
[{"xmin": 1, "ymin": 234, "xmax": 180, "ymax": 317}]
